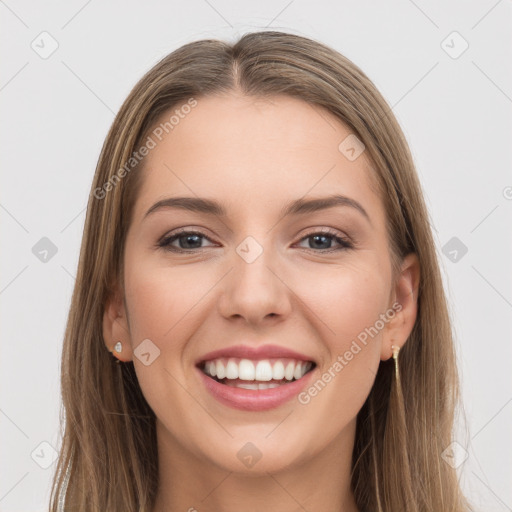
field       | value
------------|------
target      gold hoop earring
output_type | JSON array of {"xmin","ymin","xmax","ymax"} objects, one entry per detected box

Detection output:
[{"xmin": 391, "ymin": 344, "xmax": 400, "ymax": 384}]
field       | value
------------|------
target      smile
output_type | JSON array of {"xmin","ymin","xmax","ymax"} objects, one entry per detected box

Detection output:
[
  {"xmin": 201, "ymin": 357, "xmax": 314, "ymax": 389},
  {"xmin": 196, "ymin": 345, "xmax": 317, "ymax": 411}
]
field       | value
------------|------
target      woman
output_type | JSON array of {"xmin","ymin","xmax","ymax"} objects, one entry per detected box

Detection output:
[{"xmin": 50, "ymin": 30, "xmax": 473, "ymax": 511}]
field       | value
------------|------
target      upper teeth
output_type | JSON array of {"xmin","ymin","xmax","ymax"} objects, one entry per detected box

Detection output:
[{"xmin": 203, "ymin": 358, "xmax": 313, "ymax": 381}]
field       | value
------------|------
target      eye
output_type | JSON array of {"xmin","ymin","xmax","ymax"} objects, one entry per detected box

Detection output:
[
  {"xmin": 295, "ymin": 229, "xmax": 353, "ymax": 252},
  {"xmin": 157, "ymin": 229, "xmax": 217, "ymax": 252},
  {"xmin": 157, "ymin": 228, "xmax": 354, "ymax": 253}
]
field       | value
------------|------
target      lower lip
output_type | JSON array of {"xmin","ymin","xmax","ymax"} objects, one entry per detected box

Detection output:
[{"xmin": 197, "ymin": 366, "xmax": 315, "ymax": 411}]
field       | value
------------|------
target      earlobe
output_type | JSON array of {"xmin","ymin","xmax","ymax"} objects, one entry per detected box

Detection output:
[
  {"xmin": 102, "ymin": 290, "xmax": 133, "ymax": 362},
  {"xmin": 381, "ymin": 253, "xmax": 420, "ymax": 360}
]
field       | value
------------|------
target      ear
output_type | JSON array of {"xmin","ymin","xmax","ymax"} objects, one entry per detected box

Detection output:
[
  {"xmin": 381, "ymin": 253, "xmax": 420, "ymax": 361},
  {"xmin": 102, "ymin": 286, "xmax": 133, "ymax": 363}
]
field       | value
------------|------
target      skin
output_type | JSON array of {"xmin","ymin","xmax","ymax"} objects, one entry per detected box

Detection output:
[{"xmin": 103, "ymin": 92, "xmax": 420, "ymax": 512}]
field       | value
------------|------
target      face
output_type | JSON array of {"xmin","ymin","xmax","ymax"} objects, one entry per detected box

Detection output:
[{"xmin": 104, "ymin": 92, "xmax": 418, "ymax": 475}]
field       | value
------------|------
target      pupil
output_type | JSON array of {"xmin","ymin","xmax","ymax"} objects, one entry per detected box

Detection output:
[
  {"xmin": 311, "ymin": 235, "xmax": 330, "ymax": 249},
  {"xmin": 181, "ymin": 234, "xmax": 201, "ymax": 249}
]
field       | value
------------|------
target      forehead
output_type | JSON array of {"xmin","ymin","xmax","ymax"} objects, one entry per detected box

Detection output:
[{"xmin": 132, "ymin": 93, "xmax": 384, "ymax": 226}]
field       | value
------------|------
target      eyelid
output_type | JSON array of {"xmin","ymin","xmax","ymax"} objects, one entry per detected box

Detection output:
[
  {"xmin": 294, "ymin": 227, "xmax": 354, "ymax": 250},
  {"xmin": 157, "ymin": 227, "xmax": 218, "ymax": 248}
]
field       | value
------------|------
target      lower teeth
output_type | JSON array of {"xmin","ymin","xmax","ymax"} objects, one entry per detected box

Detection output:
[{"xmin": 220, "ymin": 378, "xmax": 293, "ymax": 390}]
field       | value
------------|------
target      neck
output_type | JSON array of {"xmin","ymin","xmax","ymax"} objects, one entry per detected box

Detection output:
[{"xmin": 152, "ymin": 418, "xmax": 360, "ymax": 512}]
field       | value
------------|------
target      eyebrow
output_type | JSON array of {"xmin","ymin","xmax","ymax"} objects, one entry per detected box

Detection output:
[{"xmin": 144, "ymin": 194, "xmax": 371, "ymax": 224}]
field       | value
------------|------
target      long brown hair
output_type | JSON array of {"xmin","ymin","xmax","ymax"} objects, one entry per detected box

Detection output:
[{"xmin": 49, "ymin": 30, "xmax": 473, "ymax": 511}]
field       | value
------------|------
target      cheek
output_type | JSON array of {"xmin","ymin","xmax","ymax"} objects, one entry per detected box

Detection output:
[
  {"xmin": 122, "ymin": 258, "xmax": 209, "ymax": 436},
  {"xmin": 123, "ymin": 259, "xmax": 204, "ymax": 344},
  {"xmin": 297, "ymin": 260, "xmax": 390, "ymax": 355},
  {"xmin": 292, "ymin": 270, "xmax": 386, "ymax": 430},
  {"xmin": 294, "ymin": 261, "xmax": 390, "ymax": 406}
]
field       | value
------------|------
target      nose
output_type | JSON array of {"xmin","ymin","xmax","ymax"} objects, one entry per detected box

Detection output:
[{"xmin": 217, "ymin": 242, "xmax": 293, "ymax": 327}]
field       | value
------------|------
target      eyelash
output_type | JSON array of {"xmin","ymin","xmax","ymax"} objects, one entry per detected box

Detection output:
[{"xmin": 157, "ymin": 228, "xmax": 354, "ymax": 254}]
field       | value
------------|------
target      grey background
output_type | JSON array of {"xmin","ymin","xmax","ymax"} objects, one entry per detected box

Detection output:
[{"xmin": 1, "ymin": 1, "xmax": 511, "ymax": 511}]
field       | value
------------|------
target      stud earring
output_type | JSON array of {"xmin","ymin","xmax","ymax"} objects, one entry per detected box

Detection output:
[{"xmin": 111, "ymin": 341, "xmax": 122, "ymax": 364}]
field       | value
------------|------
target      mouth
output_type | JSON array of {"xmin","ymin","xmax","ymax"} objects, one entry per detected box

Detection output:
[
  {"xmin": 196, "ymin": 351, "xmax": 317, "ymax": 411},
  {"xmin": 198, "ymin": 357, "xmax": 316, "ymax": 389}
]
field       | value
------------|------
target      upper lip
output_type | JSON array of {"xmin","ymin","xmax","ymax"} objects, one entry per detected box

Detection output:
[{"xmin": 196, "ymin": 344, "xmax": 316, "ymax": 365}]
